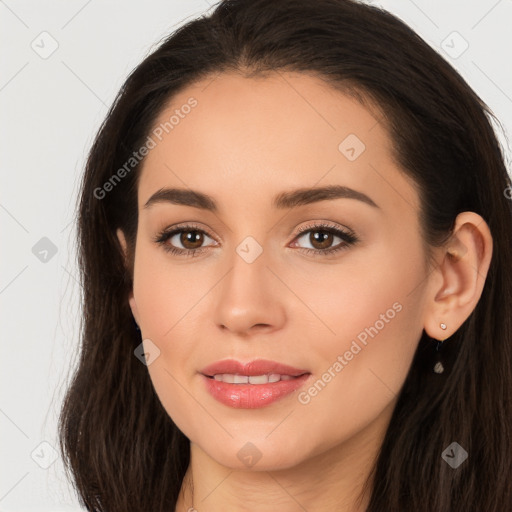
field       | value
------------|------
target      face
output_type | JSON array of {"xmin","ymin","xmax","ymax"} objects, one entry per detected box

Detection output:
[{"xmin": 118, "ymin": 71, "xmax": 430, "ymax": 471}]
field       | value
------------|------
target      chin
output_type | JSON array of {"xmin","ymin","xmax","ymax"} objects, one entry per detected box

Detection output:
[{"xmin": 201, "ymin": 439, "xmax": 309, "ymax": 472}]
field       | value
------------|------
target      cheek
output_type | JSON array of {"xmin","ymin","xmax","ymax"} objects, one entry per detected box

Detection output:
[
  {"xmin": 289, "ymin": 281, "xmax": 425, "ymax": 455},
  {"xmin": 132, "ymin": 247, "xmax": 215, "ymax": 412},
  {"xmin": 299, "ymin": 248, "xmax": 426, "ymax": 421},
  {"xmin": 294, "ymin": 239, "xmax": 422, "ymax": 378},
  {"xmin": 133, "ymin": 245, "xmax": 211, "ymax": 338},
  {"xmin": 290, "ymin": 239, "xmax": 425, "ymax": 358},
  {"xmin": 305, "ymin": 293, "xmax": 422, "ymax": 412}
]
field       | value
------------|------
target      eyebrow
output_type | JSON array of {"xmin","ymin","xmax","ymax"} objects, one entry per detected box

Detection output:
[{"xmin": 143, "ymin": 185, "xmax": 379, "ymax": 212}]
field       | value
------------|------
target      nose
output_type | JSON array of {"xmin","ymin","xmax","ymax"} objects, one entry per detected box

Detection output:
[{"xmin": 213, "ymin": 245, "xmax": 286, "ymax": 336}]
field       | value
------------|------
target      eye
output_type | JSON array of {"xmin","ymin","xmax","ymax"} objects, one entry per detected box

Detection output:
[
  {"xmin": 290, "ymin": 221, "xmax": 359, "ymax": 256},
  {"xmin": 154, "ymin": 223, "xmax": 217, "ymax": 257}
]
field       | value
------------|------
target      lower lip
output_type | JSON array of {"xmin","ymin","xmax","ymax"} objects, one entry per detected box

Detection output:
[{"xmin": 201, "ymin": 373, "xmax": 311, "ymax": 409}]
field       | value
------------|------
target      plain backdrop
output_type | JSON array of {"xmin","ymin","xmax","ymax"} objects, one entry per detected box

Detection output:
[{"xmin": 1, "ymin": 0, "xmax": 511, "ymax": 509}]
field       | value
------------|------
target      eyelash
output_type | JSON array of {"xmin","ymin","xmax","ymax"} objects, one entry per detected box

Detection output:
[{"xmin": 153, "ymin": 221, "xmax": 359, "ymax": 258}]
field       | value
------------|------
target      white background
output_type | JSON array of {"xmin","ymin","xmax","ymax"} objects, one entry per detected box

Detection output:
[{"xmin": 1, "ymin": 0, "xmax": 511, "ymax": 510}]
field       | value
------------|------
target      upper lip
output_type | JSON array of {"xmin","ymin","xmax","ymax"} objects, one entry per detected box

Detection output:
[{"xmin": 200, "ymin": 359, "xmax": 310, "ymax": 377}]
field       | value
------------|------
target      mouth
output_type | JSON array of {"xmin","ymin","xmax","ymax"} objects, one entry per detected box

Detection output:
[{"xmin": 199, "ymin": 358, "xmax": 312, "ymax": 408}]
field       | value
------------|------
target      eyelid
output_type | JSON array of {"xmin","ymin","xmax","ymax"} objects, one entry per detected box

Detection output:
[
  {"xmin": 293, "ymin": 220, "xmax": 356, "ymax": 237},
  {"xmin": 158, "ymin": 221, "xmax": 218, "ymax": 241}
]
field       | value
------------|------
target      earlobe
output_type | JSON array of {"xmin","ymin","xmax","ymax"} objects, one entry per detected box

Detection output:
[
  {"xmin": 117, "ymin": 228, "xmax": 127, "ymax": 260},
  {"xmin": 423, "ymin": 211, "xmax": 493, "ymax": 340},
  {"xmin": 129, "ymin": 294, "xmax": 140, "ymax": 327},
  {"xmin": 116, "ymin": 228, "xmax": 140, "ymax": 326}
]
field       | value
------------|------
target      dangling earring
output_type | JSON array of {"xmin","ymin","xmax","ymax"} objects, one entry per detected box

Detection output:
[{"xmin": 433, "ymin": 322, "xmax": 447, "ymax": 374}]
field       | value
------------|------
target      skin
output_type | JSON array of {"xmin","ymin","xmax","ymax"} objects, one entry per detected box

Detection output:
[{"xmin": 117, "ymin": 71, "xmax": 493, "ymax": 511}]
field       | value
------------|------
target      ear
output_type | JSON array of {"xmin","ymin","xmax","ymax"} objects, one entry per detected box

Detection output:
[
  {"xmin": 423, "ymin": 211, "xmax": 493, "ymax": 341},
  {"xmin": 116, "ymin": 228, "xmax": 140, "ymax": 327}
]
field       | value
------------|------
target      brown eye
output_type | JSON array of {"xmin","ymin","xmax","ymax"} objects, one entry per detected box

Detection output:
[
  {"xmin": 179, "ymin": 230, "xmax": 205, "ymax": 250},
  {"xmin": 291, "ymin": 222, "xmax": 359, "ymax": 256},
  {"xmin": 307, "ymin": 230, "xmax": 334, "ymax": 250},
  {"xmin": 154, "ymin": 224, "xmax": 218, "ymax": 256},
  {"xmin": 294, "ymin": 228, "xmax": 343, "ymax": 251},
  {"xmin": 165, "ymin": 229, "xmax": 215, "ymax": 252}
]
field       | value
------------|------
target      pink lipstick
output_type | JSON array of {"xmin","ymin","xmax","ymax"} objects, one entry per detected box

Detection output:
[{"xmin": 200, "ymin": 359, "xmax": 311, "ymax": 409}]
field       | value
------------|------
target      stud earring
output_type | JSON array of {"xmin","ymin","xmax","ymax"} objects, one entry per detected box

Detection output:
[{"xmin": 433, "ymin": 322, "xmax": 447, "ymax": 374}]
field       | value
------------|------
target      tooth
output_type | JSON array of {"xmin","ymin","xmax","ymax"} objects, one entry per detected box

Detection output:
[
  {"xmin": 248, "ymin": 374, "xmax": 269, "ymax": 384},
  {"xmin": 210, "ymin": 373, "xmax": 298, "ymax": 384}
]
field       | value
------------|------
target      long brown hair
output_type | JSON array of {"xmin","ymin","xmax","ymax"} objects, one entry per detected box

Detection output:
[{"xmin": 58, "ymin": 0, "xmax": 512, "ymax": 510}]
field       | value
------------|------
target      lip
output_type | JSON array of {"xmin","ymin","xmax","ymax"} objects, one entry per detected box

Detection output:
[
  {"xmin": 199, "ymin": 358, "xmax": 311, "ymax": 409},
  {"xmin": 200, "ymin": 358, "xmax": 309, "ymax": 378}
]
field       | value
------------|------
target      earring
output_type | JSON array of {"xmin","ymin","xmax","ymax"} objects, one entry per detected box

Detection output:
[
  {"xmin": 433, "ymin": 322, "xmax": 447, "ymax": 374},
  {"xmin": 132, "ymin": 316, "xmax": 141, "ymax": 332}
]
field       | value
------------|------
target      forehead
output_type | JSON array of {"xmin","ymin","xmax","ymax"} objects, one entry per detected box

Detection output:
[{"xmin": 136, "ymin": 70, "xmax": 419, "ymax": 216}]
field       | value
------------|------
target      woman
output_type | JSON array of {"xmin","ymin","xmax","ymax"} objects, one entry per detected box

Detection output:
[{"xmin": 58, "ymin": 0, "xmax": 512, "ymax": 510}]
